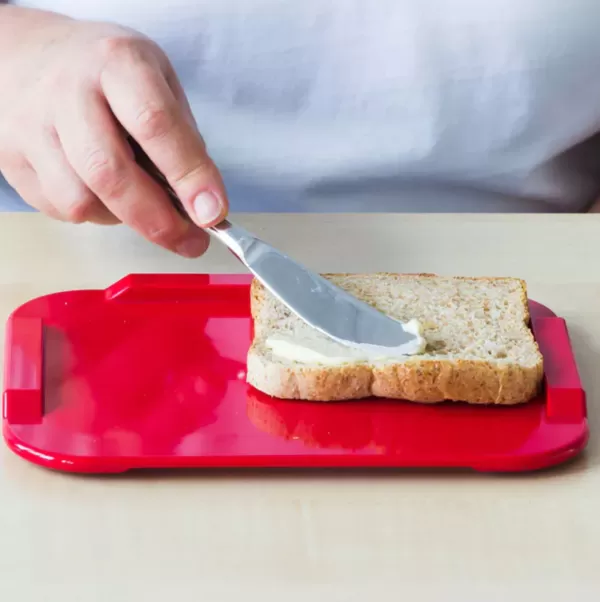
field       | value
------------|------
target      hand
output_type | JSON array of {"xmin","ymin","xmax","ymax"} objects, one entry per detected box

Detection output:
[{"xmin": 0, "ymin": 7, "xmax": 228, "ymax": 257}]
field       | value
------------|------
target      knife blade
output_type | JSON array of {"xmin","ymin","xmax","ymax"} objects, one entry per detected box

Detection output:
[{"xmin": 131, "ymin": 138, "xmax": 421, "ymax": 354}]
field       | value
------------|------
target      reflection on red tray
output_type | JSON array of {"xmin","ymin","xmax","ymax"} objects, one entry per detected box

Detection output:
[{"xmin": 2, "ymin": 274, "xmax": 588, "ymax": 473}]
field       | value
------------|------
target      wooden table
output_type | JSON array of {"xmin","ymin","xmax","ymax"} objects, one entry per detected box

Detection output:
[{"xmin": 0, "ymin": 213, "xmax": 598, "ymax": 601}]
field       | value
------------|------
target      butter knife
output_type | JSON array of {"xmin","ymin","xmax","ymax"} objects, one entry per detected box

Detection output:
[{"xmin": 131, "ymin": 139, "xmax": 420, "ymax": 353}]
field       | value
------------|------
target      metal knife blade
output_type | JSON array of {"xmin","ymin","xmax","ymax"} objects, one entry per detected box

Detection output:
[
  {"xmin": 131, "ymin": 138, "xmax": 418, "ymax": 351},
  {"xmin": 210, "ymin": 221, "xmax": 418, "ymax": 351}
]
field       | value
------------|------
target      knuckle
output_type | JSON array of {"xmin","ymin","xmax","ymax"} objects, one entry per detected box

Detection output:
[
  {"xmin": 96, "ymin": 32, "xmax": 159, "ymax": 72},
  {"xmin": 134, "ymin": 104, "xmax": 175, "ymax": 141},
  {"xmin": 170, "ymin": 158, "xmax": 213, "ymax": 188},
  {"xmin": 83, "ymin": 149, "xmax": 129, "ymax": 198},
  {"xmin": 96, "ymin": 34, "xmax": 139, "ymax": 64},
  {"xmin": 138, "ymin": 209, "xmax": 184, "ymax": 247},
  {"xmin": 144, "ymin": 221, "xmax": 179, "ymax": 246}
]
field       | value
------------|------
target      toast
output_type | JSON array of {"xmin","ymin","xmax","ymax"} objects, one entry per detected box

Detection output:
[{"xmin": 246, "ymin": 273, "xmax": 544, "ymax": 404}]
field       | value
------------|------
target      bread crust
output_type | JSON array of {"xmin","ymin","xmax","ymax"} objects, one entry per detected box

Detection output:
[{"xmin": 247, "ymin": 274, "xmax": 544, "ymax": 405}]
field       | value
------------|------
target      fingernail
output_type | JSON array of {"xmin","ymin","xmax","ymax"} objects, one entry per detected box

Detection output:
[
  {"xmin": 193, "ymin": 191, "xmax": 223, "ymax": 225},
  {"xmin": 176, "ymin": 235, "xmax": 208, "ymax": 258}
]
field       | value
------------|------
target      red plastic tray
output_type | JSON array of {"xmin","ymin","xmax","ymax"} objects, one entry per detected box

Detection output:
[{"xmin": 2, "ymin": 274, "xmax": 588, "ymax": 473}]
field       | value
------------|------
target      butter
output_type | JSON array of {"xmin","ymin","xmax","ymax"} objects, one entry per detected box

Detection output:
[{"xmin": 265, "ymin": 318, "xmax": 427, "ymax": 365}]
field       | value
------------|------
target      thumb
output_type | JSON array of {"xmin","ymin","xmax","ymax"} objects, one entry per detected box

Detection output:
[
  {"xmin": 128, "ymin": 130, "xmax": 229, "ymax": 228},
  {"xmin": 178, "ymin": 159, "xmax": 229, "ymax": 228},
  {"xmin": 103, "ymin": 61, "xmax": 229, "ymax": 227}
]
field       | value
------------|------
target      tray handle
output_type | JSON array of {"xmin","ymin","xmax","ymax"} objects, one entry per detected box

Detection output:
[
  {"xmin": 532, "ymin": 317, "xmax": 586, "ymax": 423},
  {"xmin": 3, "ymin": 317, "xmax": 43, "ymax": 425}
]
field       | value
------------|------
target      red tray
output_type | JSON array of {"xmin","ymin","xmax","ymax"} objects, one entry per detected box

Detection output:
[{"xmin": 2, "ymin": 274, "xmax": 588, "ymax": 473}]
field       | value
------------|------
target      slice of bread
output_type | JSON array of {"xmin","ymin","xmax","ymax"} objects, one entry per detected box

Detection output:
[{"xmin": 247, "ymin": 273, "xmax": 544, "ymax": 404}]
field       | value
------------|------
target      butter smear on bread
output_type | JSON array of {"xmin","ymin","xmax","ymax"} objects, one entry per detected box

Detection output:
[
  {"xmin": 248, "ymin": 274, "xmax": 544, "ymax": 404},
  {"xmin": 265, "ymin": 318, "xmax": 427, "ymax": 365}
]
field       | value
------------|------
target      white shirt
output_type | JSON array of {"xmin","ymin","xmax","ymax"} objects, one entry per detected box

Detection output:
[{"xmin": 4, "ymin": 0, "xmax": 600, "ymax": 212}]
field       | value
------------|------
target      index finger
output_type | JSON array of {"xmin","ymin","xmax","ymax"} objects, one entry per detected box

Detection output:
[
  {"xmin": 100, "ymin": 48, "xmax": 229, "ymax": 228},
  {"xmin": 57, "ymin": 88, "xmax": 210, "ymax": 258}
]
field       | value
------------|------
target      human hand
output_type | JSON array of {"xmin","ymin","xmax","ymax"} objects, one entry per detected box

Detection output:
[{"xmin": 0, "ymin": 6, "xmax": 228, "ymax": 257}]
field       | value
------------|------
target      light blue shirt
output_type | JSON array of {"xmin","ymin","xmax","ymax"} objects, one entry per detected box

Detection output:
[{"xmin": 5, "ymin": 0, "xmax": 600, "ymax": 212}]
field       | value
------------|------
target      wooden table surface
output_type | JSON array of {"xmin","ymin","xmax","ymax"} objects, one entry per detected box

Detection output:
[{"xmin": 0, "ymin": 213, "xmax": 598, "ymax": 601}]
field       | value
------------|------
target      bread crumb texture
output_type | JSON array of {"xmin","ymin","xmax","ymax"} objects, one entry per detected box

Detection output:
[{"xmin": 247, "ymin": 274, "xmax": 544, "ymax": 404}]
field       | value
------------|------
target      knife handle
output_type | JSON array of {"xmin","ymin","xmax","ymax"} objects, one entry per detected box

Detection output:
[{"xmin": 129, "ymin": 136, "xmax": 258, "ymax": 262}]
